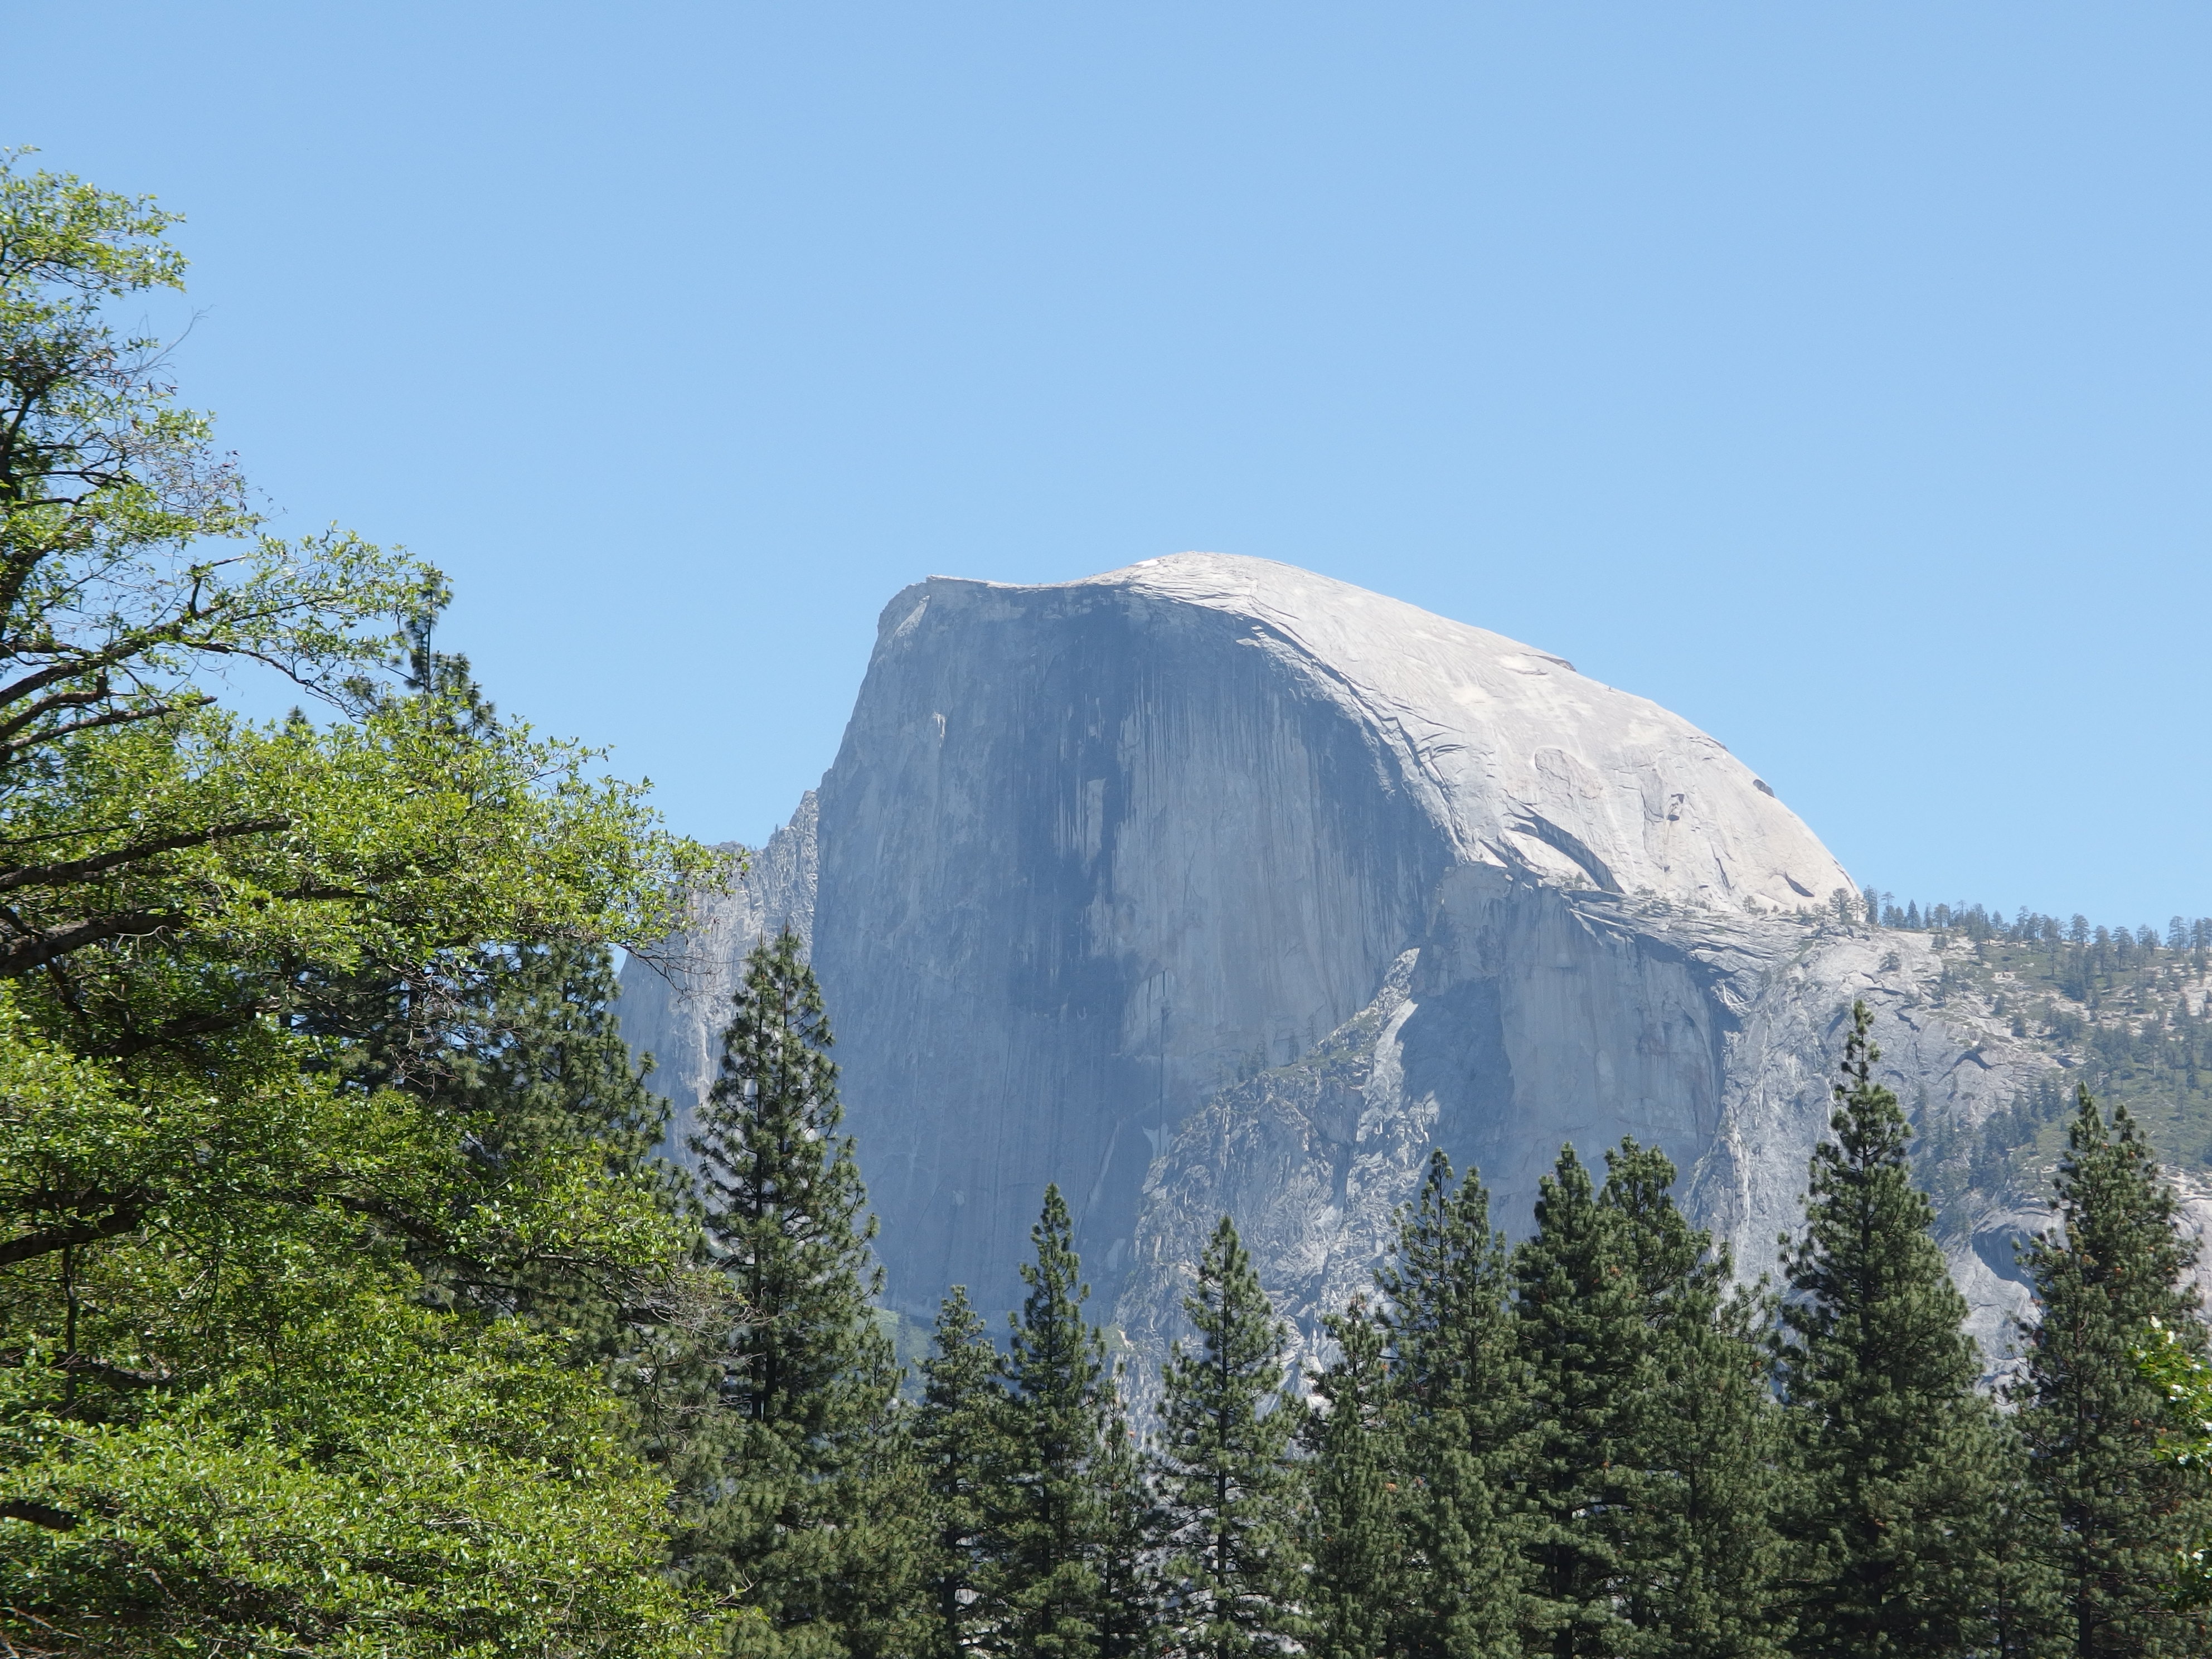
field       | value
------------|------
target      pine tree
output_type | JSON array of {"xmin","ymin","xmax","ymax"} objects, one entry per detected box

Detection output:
[
  {"xmin": 998, "ymin": 1183, "xmax": 1116, "ymax": 1659},
  {"xmin": 2016, "ymin": 1087, "xmax": 2212, "ymax": 1656},
  {"xmin": 679, "ymin": 928, "xmax": 920, "ymax": 1657},
  {"xmin": 1599, "ymin": 1139, "xmax": 1785, "ymax": 1659},
  {"xmin": 1376, "ymin": 1151, "xmax": 1527, "ymax": 1658},
  {"xmin": 1304, "ymin": 1297, "xmax": 1404, "ymax": 1659},
  {"xmin": 1512, "ymin": 1144, "xmax": 1643, "ymax": 1658},
  {"xmin": 918, "ymin": 1286, "xmax": 1006, "ymax": 1659},
  {"xmin": 312, "ymin": 934, "xmax": 687, "ymax": 1337},
  {"xmin": 1094, "ymin": 1378, "xmax": 1160, "ymax": 1659},
  {"xmin": 1773, "ymin": 1000, "xmax": 2018, "ymax": 1658},
  {"xmin": 1153, "ymin": 1215, "xmax": 1307, "ymax": 1659},
  {"xmin": 442, "ymin": 940, "xmax": 683, "ymax": 1341}
]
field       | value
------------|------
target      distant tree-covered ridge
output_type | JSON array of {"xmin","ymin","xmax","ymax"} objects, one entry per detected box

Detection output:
[{"xmin": 1818, "ymin": 890, "xmax": 2212, "ymax": 1226}]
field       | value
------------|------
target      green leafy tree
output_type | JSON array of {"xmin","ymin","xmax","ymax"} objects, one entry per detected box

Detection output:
[
  {"xmin": 0, "ymin": 151, "xmax": 722, "ymax": 1657},
  {"xmin": 2018, "ymin": 1089, "xmax": 2211, "ymax": 1655},
  {"xmin": 1376, "ymin": 1151, "xmax": 1527, "ymax": 1659},
  {"xmin": 1772, "ymin": 1001, "xmax": 2020, "ymax": 1658},
  {"xmin": 679, "ymin": 928, "xmax": 921, "ymax": 1658},
  {"xmin": 1303, "ymin": 1297, "xmax": 1405, "ymax": 1659},
  {"xmin": 393, "ymin": 937, "xmax": 774, "ymax": 1566},
  {"xmin": 2138, "ymin": 1323, "xmax": 2212, "ymax": 1606},
  {"xmin": 1152, "ymin": 1215, "xmax": 1306, "ymax": 1659},
  {"xmin": 997, "ymin": 1183, "xmax": 1117, "ymax": 1659}
]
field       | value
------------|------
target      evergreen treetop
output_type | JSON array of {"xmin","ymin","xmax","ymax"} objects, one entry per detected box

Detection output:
[
  {"xmin": 1154, "ymin": 1215, "xmax": 1306, "ymax": 1659},
  {"xmin": 1513, "ymin": 1143, "xmax": 1645, "ymax": 1658},
  {"xmin": 998, "ymin": 1182, "xmax": 1117, "ymax": 1659},
  {"xmin": 1373, "ymin": 1149, "xmax": 1527, "ymax": 1659},
  {"xmin": 675, "ymin": 928, "xmax": 911, "ymax": 1656},
  {"xmin": 2017, "ymin": 1087, "xmax": 2212, "ymax": 1655},
  {"xmin": 917, "ymin": 1286, "xmax": 1005, "ymax": 1659},
  {"xmin": 689, "ymin": 926, "xmax": 886, "ymax": 1438},
  {"xmin": 1774, "ymin": 1001, "xmax": 2016, "ymax": 1659},
  {"xmin": 1303, "ymin": 1297, "xmax": 1404, "ymax": 1659},
  {"xmin": 1597, "ymin": 1139, "xmax": 1786, "ymax": 1659}
]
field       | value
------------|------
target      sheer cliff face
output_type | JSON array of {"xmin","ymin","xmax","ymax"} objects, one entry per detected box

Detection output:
[{"xmin": 620, "ymin": 554, "xmax": 2057, "ymax": 1350}]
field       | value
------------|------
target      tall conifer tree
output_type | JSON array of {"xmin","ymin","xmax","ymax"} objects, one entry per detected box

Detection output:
[
  {"xmin": 1376, "ymin": 1151, "xmax": 1527, "ymax": 1659},
  {"xmin": 2016, "ymin": 1088, "xmax": 2212, "ymax": 1657},
  {"xmin": 1304, "ymin": 1297, "xmax": 1405, "ymax": 1659},
  {"xmin": 679, "ymin": 928, "xmax": 919, "ymax": 1658},
  {"xmin": 1512, "ymin": 1144, "xmax": 1644, "ymax": 1658},
  {"xmin": 1773, "ymin": 1001, "xmax": 2017, "ymax": 1658},
  {"xmin": 1600, "ymin": 1140, "xmax": 1785, "ymax": 1659},
  {"xmin": 998, "ymin": 1184, "xmax": 1117, "ymax": 1658},
  {"xmin": 1153, "ymin": 1216, "xmax": 1307, "ymax": 1659},
  {"xmin": 1094, "ymin": 1379, "xmax": 1160, "ymax": 1659},
  {"xmin": 918, "ymin": 1286, "xmax": 1006, "ymax": 1659}
]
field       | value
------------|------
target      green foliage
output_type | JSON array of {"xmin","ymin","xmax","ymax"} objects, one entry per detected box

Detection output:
[
  {"xmin": 1, "ymin": 1305, "xmax": 710, "ymax": 1658},
  {"xmin": 1303, "ymin": 1298, "xmax": 1404, "ymax": 1659},
  {"xmin": 0, "ymin": 956, "xmax": 726, "ymax": 1654},
  {"xmin": 997, "ymin": 1183, "xmax": 1119, "ymax": 1659},
  {"xmin": 677, "ymin": 929, "xmax": 920, "ymax": 1657},
  {"xmin": 2140, "ymin": 1322, "xmax": 2212, "ymax": 1611},
  {"xmin": 1375, "ymin": 1151, "xmax": 1526, "ymax": 1659},
  {"xmin": 0, "ymin": 153, "xmax": 724, "ymax": 1656},
  {"xmin": 689, "ymin": 929, "xmax": 882, "ymax": 1438},
  {"xmin": 916, "ymin": 1286, "xmax": 1005, "ymax": 1658},
  {"xmin": 1152, "ymin": 1216, "xmax": 1305, "ymax": 1659},
  {"xmin": 1593, "ymin": 1140, "xmax": 1784, "ymax": 1659},
  {"xmin": 2021, "ymin": 1089, "xmax": 2211, "ymax": 1653},
  {"xmin": 1773, "ymin": 1002, "xmax": 2022, "ymax": 1658},
  {"xmin": 1512, "ymin": 1144, "xmax": 1645, "ymax": 1657},
  {"xmin": 1092, "ymin": 1386, "xmax": 1158, "ymax": 1659}
]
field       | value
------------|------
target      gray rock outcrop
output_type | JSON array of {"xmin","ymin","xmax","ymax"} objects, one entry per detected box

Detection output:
[{"xmin": 620, "ymin": 554, "xmax": 2080, "ymax": 1360}]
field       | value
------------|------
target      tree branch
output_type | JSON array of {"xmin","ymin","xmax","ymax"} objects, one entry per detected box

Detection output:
[
  {"xmin": 59, "ymin": 1353, "xmax": 173, "ymax": 1389},
  {"xmin": 0, "ymin": 700, "xmax": 193, "ymax": 759},
  {"xmin": 0, "ymin": 1498, "xmax": 77, "ymax": 1531},
  {"xmin": 0, "ymin": 816, "xmax": 290, "ymax": 894},
  {"xmin": 0, "ymin": 1201, "xmax": 149, "ymax": 1268},
  {"xmin": 94, "ymin": 1004, "xmax": 264, "ymax": 1059},
  {"xmin": 0, "ymin": 910, "xmax": 179, "ymax": 977},
  {"xmin": 0, "ymin": 682, "xmax": 108, "ymax": 746}
]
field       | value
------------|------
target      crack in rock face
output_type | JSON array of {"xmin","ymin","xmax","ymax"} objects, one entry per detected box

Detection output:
[{"xmin": 621, "ymin": 554, "xmax": 2175, "ymax": 1377}]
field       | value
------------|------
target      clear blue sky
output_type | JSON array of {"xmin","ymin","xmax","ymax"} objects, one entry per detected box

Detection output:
[{"xmin": 9, "ymin": 3, "xmax": 2208, "ymax": 926}]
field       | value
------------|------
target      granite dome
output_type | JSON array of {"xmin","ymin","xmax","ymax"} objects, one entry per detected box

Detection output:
[{"xmin": 622, "ymin": 554, "xmax": 2058, "ymax": 1369}]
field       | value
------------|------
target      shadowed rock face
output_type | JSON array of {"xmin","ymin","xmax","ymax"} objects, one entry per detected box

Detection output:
[{"xmin": 620, "ymin": 554, "xmax": 2069, "ymax": 1361}]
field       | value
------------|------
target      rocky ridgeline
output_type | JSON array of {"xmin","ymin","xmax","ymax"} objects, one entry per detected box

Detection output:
[{"xmin": 620, "ymin": 554, "xmax": 2199, "ymax": 1375}]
